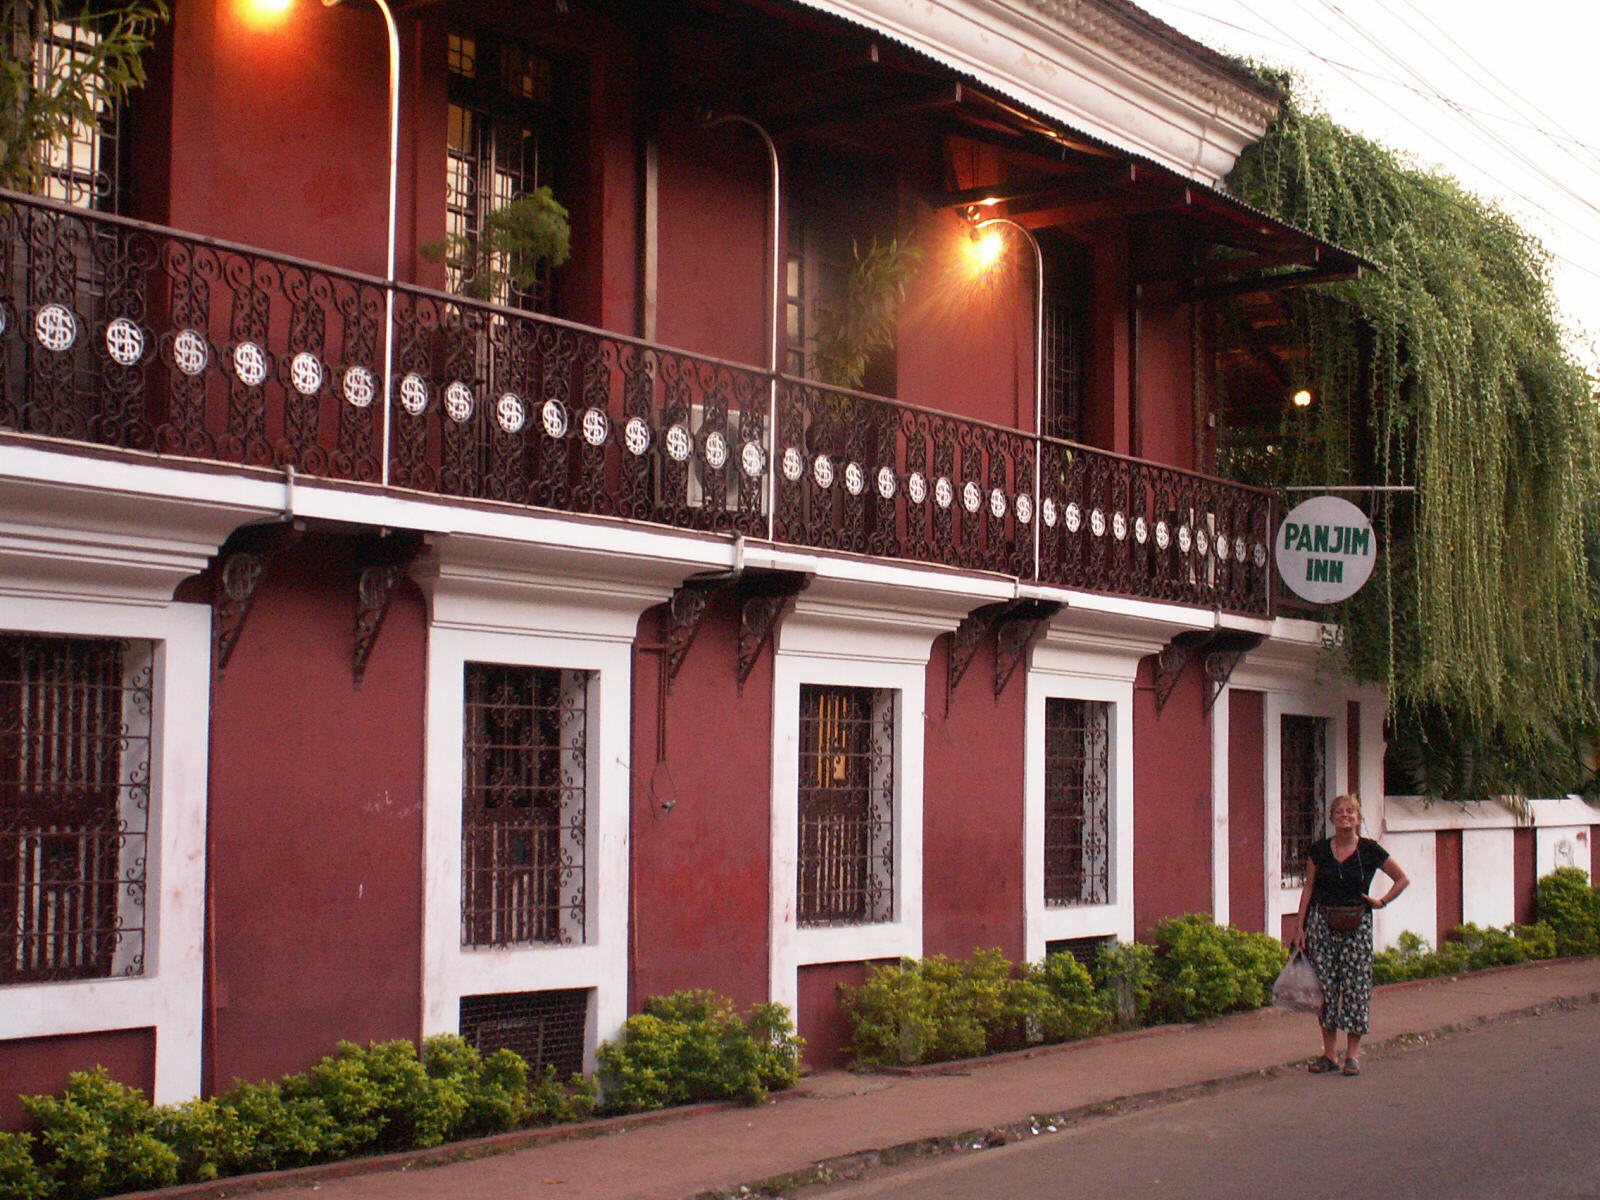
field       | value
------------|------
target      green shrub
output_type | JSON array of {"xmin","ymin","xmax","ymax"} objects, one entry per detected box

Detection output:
[
  {"xmin": 207, "ymin": 1078, "xmax": 342, "ymax": 1174},
  {"xmin": 745, "ymin": 1003, "xmax": 804, "ymax": 1093},
  {"xmin": 597, "ymin": 991, "xmax": 802, "ymax": 1114},
  {"xmin": 1420, "ymin": 938, "xmax": 1473, "ymax": 977},
  {"xmin": 1024, "ymin": 952, "xmax": 1112, "ymax": 1042},
  {"xmin": 1511, "ymin": 921, "xmax": 1558, "ymax": 961},
  {"xmin": 842, "ymin": 957, "xmax": 983, "ymax": 1067},
  {"xmin": 525, "ymin": 1065, "xmax": 597, "ymax": 1127},
  {"xmin": 1093, "ymin": 940, "xmax": 1157, "ymax": 1028},
  {"xmin": 1536, "ymin": 867, "xmax": 1600, "ymax": 956},
  {"xmin": 0, "ymin": 1132, "xmax": 44, "ymax": 1200},
  {"xmin": 1148, "ymin": 915, "xmax": 1287, "ymax": 1023},
  {"xmin": 22, "ymin": 1068, "xmax": 179, "ymax": 1200},
  {"xmin": 1373, "ymin": 930, "xmax": 1431, "ymax": 984}
]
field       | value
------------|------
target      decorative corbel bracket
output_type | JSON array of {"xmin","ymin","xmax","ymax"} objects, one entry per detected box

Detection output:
[
  {"xmin": 353, "ymin": 531, "xmax": 425, "ymax": 685},
  {"xmin": 1202, "ymin": 631, "xmax": 1264, "ymax": 710},
  {"xmin": 737, "ymin": 570, "xmax": 809, "ymax": 693},
  {"xmin": 948, "ymin": 601, "xmax": 1009, "ymax": 700},
  {"xmin": 1152, "ymin": 629, "xmax": 1211, "ymax": 713},
  {"xmin": 993, "ymin": 600, "xmax": 1062, "ymax": 698},
  {"xmin": 661, "ymin": 582, "xmax": 718, "ymax": 685},
  {"xmin": 213, "ymin": 521, "xmax": 302, "ymax": 672}
]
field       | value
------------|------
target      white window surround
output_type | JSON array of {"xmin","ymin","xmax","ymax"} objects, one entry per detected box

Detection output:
[
  {"xmin": 1023, "ymin": 614, "xmax": 1179, "ymax": 962},
  {"xmin": 417, "ymin": 538, "xmax": 676, "ymax": 1070},
  {"xmin": 0, "ymin": 480, "xmax": 246, "ymax": 1106},
  {"xmin": 768, "ymin": 587, "xmax": 969, "ymax": 1016}
]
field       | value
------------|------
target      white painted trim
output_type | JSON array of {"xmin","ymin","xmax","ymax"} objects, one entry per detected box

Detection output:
[
  {"xmin": 417, "ymin": 549, "xmax": 670, "ymax": 1070},
  {"xmin": 1210, "ymin": 685, "xmax": 1230, "ymax": 927},
  {"xmin": 788, "ymin": 0, "xmax": 1276, "ymax": 184},
  {"xmin": 1461, "ymin": 829, "xmax": 1516, "ymax": 928},
  {"xmin": 0, "ymin": 596, "xmax": 211, "ymax": 1107}
]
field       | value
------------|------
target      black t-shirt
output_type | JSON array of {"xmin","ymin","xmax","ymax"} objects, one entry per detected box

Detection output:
[{"xmin": 1309, "ymin": 836, "xmax": 1389, "ymax": 907}]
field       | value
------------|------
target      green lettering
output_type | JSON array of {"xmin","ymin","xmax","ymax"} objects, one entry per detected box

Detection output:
[
  {"xmin": 1348, "ymin": 527, "xmax": 1370, "ymax": 556},
  {"xmin": 1282, "ymin": 522, "xmax": 1299, "ymax": 549},
  {"xmin": 1313, "ymin": 525, "xmax": 1330, "ymax": 553}
]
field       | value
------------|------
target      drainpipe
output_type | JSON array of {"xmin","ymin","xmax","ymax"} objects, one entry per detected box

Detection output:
[{"xmin": 701, "ymin": 113, "xmax": 781, "ymax": 544}]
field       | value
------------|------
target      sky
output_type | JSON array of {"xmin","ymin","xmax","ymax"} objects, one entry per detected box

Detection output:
[{"xmin": 1134, "ymin": 0, "xmax": 1600, "ymax": 370}]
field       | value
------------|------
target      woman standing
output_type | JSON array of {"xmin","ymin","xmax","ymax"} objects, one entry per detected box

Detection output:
[{"xmin": 1288, "ymin": 793, "xmax": 1409, "ymax": 1076}]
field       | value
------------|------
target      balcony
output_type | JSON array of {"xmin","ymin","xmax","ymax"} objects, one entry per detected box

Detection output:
[{"xmin": 0, "ymin": 191, "xmax": 1275, "ymax": 615}]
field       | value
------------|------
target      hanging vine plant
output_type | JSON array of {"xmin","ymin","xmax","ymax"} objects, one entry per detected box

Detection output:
[{"xmin": 1219, "ymin": 78, "xmax": 1600, "ymax": 799}]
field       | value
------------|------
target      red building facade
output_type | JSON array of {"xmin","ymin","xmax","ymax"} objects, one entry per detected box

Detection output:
[{"xmin": 0, "ymin": 0, "xmax": 1390, "ymax": 1122}]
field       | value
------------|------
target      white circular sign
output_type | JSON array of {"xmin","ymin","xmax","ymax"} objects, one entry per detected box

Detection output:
[{"xmin": 1276, "ymin": 496, "xmax": 1378, "ymax": 604}]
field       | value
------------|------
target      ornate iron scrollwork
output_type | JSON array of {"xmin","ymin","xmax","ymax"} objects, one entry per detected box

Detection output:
[
  {"xmin": 736, "ymin": 571, "xmax": 809, "ymax": 693},
  {"xmin": 352, "ymin": 532, "xmax": 424, "ymax": 685},
  {"xmin": 1203, "ymin": 631, "xmax": 1264, "ymax": 710},
  {"xmin": 949, "ymin": 599, "xmax": 1062, "ymax": 704},
  {"xmin": 661, "ymin": 583, "xmax": 716, "ymax": 684},
  {"xmin": 1151, "ymin": 630, "xmax": 1211, "ymax": 713},
  {"xmin": 213, "ymin": 522, "xmax": 302, "ymax": 671}
]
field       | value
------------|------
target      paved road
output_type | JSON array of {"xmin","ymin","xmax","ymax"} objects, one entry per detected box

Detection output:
[{"xmin": 806, "ymin": 1003, "xmax": 1600, "ymax": 1200}]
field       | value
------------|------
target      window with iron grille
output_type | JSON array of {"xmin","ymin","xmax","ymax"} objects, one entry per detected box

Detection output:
[
  {"xmin": 459, "ymin": 988, "xmax": 587, "ymax": 1079},
  {"xmin": 797, "ymin": 684, "xmax": 894, "ymax": 927},
  {"xmin": 1, "ymin": 633, "xmax": 150, "ymax": 986},
  {"xmin": 1043, "ymin": 698, "xmax": 1111, "ymax": 906},
  {"xmin": 1280, "ymin": 714, "xmax": 1327, "ymax": 887},
  {"xmin": 1044, "ymin": 935, "xmax": 1113, "ymax": 970},
  {"xmin": 6, "ymin": 8, "xmax": 128, "ymax": 212},
  {"xmin": 1041, "ymin": 298, "xmax": 1086, "ymax": 442},
  {"xmin": 461, "ymin": 664, "xmax": 587, "ymax": 948},
  {"xmin": 446, "ymin": 31, "xmax": 560, "ymax": 312}
]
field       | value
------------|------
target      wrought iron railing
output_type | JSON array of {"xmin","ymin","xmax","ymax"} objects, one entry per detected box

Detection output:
[{"xmin": 0, "ymin": 190, "xmax": 1275, "ymax": 614}]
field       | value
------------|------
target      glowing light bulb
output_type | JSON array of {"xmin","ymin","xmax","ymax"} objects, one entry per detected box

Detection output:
[
  {"xmin": 970, "ymin": 229, "xmax": 1005, "ymax": 273},
  {"xmin": 1292, "ymin": 388, "xmax": 1313, "ymax": 408}
]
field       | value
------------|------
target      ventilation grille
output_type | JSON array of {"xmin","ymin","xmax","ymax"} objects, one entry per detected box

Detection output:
[
  {"xmin": 1045, "ymin": 935, "xmax": 1113, "ymax": 970},
  {"xmin": 459, "ymin": 988, "xmax": 588, "ymax": 1078}
]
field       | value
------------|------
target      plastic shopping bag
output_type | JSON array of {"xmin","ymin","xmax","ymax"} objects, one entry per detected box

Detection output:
[{"xmin": 1272, "ymin": 949, "xmax": 1324, "ymax": 1013}]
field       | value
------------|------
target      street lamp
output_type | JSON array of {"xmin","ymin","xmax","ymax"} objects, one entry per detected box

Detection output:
[
  {"xmin": 968, "ymin": 212, "xmax": 1045, "ymax": 580},
  {"xmin": 324, "ymin": 0, "xmax": 399, "ymax": 487}
]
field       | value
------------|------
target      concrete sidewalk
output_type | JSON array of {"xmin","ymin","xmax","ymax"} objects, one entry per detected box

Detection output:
[{"xmin": 153, "ymin": 957, "xmax": 1600, "ymax": 1200}]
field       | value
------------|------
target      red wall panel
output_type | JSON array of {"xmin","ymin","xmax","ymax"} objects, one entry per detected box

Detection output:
[
  {"xmin": 796, "ymin": 961, "xmax": 874, "ymax": 1071},
  {"xmin": 1132, "ymin": 654, "xmax": 1212, "ymax": 936},
  {"xmin": 1435, "ymin": 830, "xmax": 1463, "ymax": 937},
  {"xmin": 921, "ymin": 633, "xmax": 1026, "ymax": 963},
  {"xmin": 1226, "ymin": 690, "xmax": 1266, "ymax": 933},
  {"xmin": 0, "ymin": 1028, "xmax": 155, "ymax": 1133},
  {"xmin": 628, "ymin": 598, "xmax": 772, "ymax": 1012},
  {"xmin": 1513, "ymin": 828, "xmax": 1537, "ymax": 925},
  {"xmin": 206, "ymin": 535, "xmax": 426, "ymax": 1091}
]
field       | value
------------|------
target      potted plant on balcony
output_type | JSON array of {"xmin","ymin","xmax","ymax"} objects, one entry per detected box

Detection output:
[
  {"xmin": 812, "ymin": 236, "xmax": 921, "ymax": 390},
  {"xmin": 423, "ymin": 186, "xmax": 572, "ymax": 302}
]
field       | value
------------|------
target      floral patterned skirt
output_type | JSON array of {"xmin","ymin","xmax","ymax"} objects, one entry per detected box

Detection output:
[{"xmin": 1306, "ymin": 904, "xmax": 1374, "ymax": 1034}]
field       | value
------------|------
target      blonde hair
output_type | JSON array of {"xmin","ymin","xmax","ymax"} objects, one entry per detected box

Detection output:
[{"xmin": 1329, "ymin": 793, "xmax": 1362, "ymax": 822}]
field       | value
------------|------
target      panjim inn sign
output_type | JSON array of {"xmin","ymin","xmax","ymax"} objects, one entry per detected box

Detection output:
[{"xmin": 1275, "ymin": 495, "xmax": 1378, "ymax": 604}]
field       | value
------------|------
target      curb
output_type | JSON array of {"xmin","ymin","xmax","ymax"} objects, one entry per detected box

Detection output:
[{"xmin": 695, "ymin": 989, "xmax": 1600, "ymax": 1199}]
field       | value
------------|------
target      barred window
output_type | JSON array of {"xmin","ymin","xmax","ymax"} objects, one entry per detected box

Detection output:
[
  {"xmin": 445, "ymin": 31, "xmax": 559, "ymax": 311},
  {"xmin": 461, "ymin": 664, "xmax": 587, "ymax": 948},
  {"xmin": 1, "ymin": 633, "xmax": 150, "ymax": 986},
  {"xmin": 459, "ymin": 988, "xmax": 587, "ymax": 1079},
  {"xmin": 1280, "ymin": 714, "xmax": 1327, "ymax": 887},
  {"xmin": 1044, "ymin": 698, "xmax": 1110, "ymax": 906},
  {"xmin": 797, "ymin": 684, "xmax": 894, "ymax": 927},
  {"xmin": 6, "ymin": 9, "xmax": 128, "ymax": 211}
]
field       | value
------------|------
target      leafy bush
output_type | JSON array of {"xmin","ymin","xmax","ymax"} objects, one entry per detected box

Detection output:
[
  {"xmin": 597, "ymin": 991, "xmax": 803, "ymax": 1114},
  {"xmin": 22, "ymin": 1069, "xmax": 179, "ymax": 1199},
  {"xmin": 1373, "ymin": 930, "xmax": 1431, "ymax": 984},
  {"xmin": 842, "ymin": 950, "xmax": 1032, "ymax": 1067},
  {"xmin": 1536, "ymin": 868, "xmax": 1600, "ymax": 956},
  {"xmin": 1024, "ymin": 953, "xmax": 1112, "ymax": 1042},
  {"xmin": 0, "ymin": 1132, "xmax": 44, "ymax": 1200},
  {"xmin": 1450, "ymin": 922, "xmax": 1559, "ymax": 969},
  {"xmin": 1149, "ymin": 915, "xmax": 1287, "ymax": 1023},
  {"xmin": 1093, "ymin": 940, "xmax": 1157, "ymax": 1028}
]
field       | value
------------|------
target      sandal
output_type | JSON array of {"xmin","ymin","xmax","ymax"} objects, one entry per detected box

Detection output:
[
  {"xmin": 1342, "ymin": 1058, "xmax": 1361, "ymax": 1076},
  {"xmin": 1307, "ymin": 1055, "xmax": 1339, "ymax": 1074}
]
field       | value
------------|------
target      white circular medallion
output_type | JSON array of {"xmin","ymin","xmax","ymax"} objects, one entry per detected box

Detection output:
[
  {"xmin": 1216, "ymin": 532, "xmax": 1231, "ymax": 561},
  {"xmin": 582, "ymin": 407, "xmax": 609, "ymax": 447},
  {"xmin": 105, "ymin": 317, "xmax": 144, "ymax": 366},
  {"xmin": 782, "ymin": 447, "xmax": 804, "ymax": 482},
  {"xmin": 536, "ymin": 397, "xmax": 563, "ymax": 438},
  {"xmin": 813, "ymin": 454, "xmax": 834, "ymax": 490},
  {"xmin": 233, "ymin": 341, "xmax": 268, "ymax": 387},
  {"xmin": 1196, "ymin": 529, "xmax": 1210, "ymax": 558},
  {"xmin": 1015, "ymin": 494, "xmax": 1033, "ymax": 525},
  {"xmin": 1064, "ymin": 502, "xmax": 1082, "ymax": 533},
  {"xmin": 290, "ymin": 351, "xmax": 323, "ymax": 395},
  {"xmin": 444, "ymin": 382, "xmax": 474, "ymax": 423},
  {"xmin": 844, "ymin": 461, "xmax": 865, "ymax": 496},
  {"xmin": 173, "ymin": 329, "xmax": 209, "ymax": 378},
  {"xmin": 341, "ymin": 365, "xmax": 374, "ymax": 408},
  {"xmin": 1042, "ymin": 497, "xmax": 1059, "ymax": 528},
  {"xmin": 399, "ymin": 372, "xmax": 429, "ymax": 416},
  {"xmin": 1236, "ymin": 536, "xmax": 1248, "ymax": 563},
  {"xmin": 962, "ymin": 481, "xmax": 982, "ymax": 514},
  {"xmin": 1135, "ymin": 515, "xmax": 1149, "ymax": 544},
  {"xmin": 1253, "ymin": 541, "xmax": 1268, "ymax": 568},
  {"xmin": 1090, "ymin": 508, "xmax": 1106, "ymax": 538},
  {"xmin": 989, "ymin": 488, "xmax": 1007, "ymax": 519},
  {"xmin": 876, "ymin": 466, "xmax": 897, "ymax": 499},
  {"xmin": 498, "ymin": 393, "xmax": 528, "ymax": 434},
  {"xmin": 1178, "ymin": 524, "xmax": 1193, "ymax": 553},
  {"xmin": 704, "ymin": 430, "xmax": 729, "ymax": 471},
  {"xmin": 665, "ymin": 423, "xmax": 692, "ymax": 462},
  {"xmin": 908, "ymin": 471, "xmax": 927, "ymax": 504},
  {"xmin": 934, "ymin": 476, "xmax": 954, "ymax": 509},
  {"xmin": 0, "ymin": 307, "xmax": 8, "ymax": 336},
  {"xmin": 624, "ymin": 416, "xmax": 652, "ymax": 456},
  {"xmin": 1155, "ymin": 520, "xmax": 1171, "ymax": 550},
  {"xmin": 1113, "ymin": 511, "xmax": 1128, "ymax": 541},
  {"xmin": 741, "ymin": 441, "xmax": 766, "ymax": 478},
  {"xmin": 35, "ymin": 303, "xmax": 76, "ymax": 352}
]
